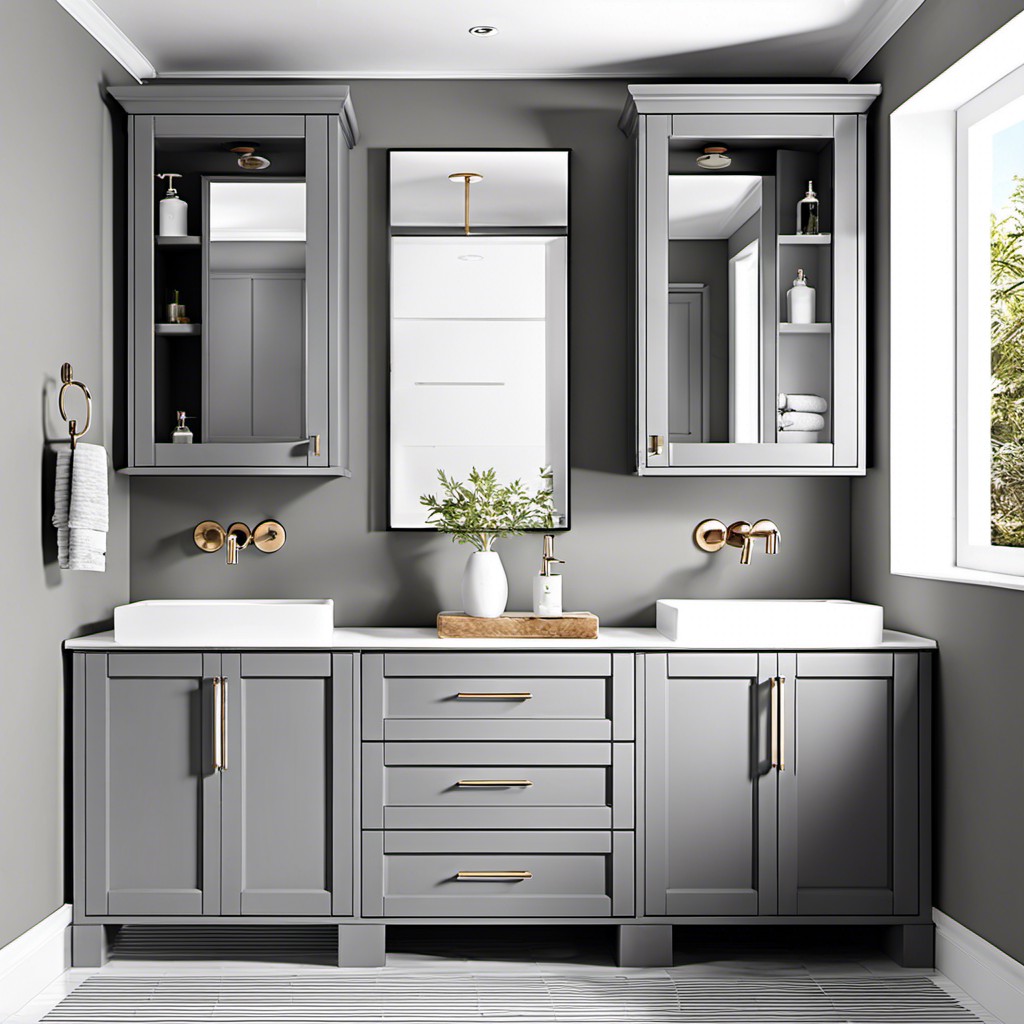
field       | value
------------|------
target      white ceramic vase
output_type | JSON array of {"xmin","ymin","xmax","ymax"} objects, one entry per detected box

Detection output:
[{"xmin": 462, "ymin": 550, "xmax": 508, "ymax": 618}]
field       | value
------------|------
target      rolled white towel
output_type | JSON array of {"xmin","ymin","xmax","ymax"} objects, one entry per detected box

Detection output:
[
  {"xmin": 778, "ymin": 411, "xmax": 825, "ymax": 432},
  {"xmin": 777, "ymin": 392, "xmax": 828, "ymax": 414}
]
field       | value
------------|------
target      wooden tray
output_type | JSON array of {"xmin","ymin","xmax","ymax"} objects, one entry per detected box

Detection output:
[{"xmin": 437, "ymin": 611, "xmax": 599, "ymax": 639}]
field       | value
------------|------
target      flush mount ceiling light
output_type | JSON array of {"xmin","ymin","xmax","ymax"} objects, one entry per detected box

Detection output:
[
  {"xmin": 468, "ymin": 25, "xmax": 498, "ymax": 36},
  {"xmin": 448, "ymin": 171, "xmax": 483, "ymax": 235},
  {"xmin": 457, "ymin": 254, "xmax": 484, "ymax": 262},
  {"xmin": 696, "ymin": 145, "xmax": 731, "ymax": 170},
  {"xmin": 230, "ymin": 144, "xmax": 271, "ymax": 170}
]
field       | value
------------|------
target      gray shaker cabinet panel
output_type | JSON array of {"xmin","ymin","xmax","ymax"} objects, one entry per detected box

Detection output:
[
  {"xmin": 644, "ymin": 653, "xmax": 777, "ymax": 917},
  {"xmin": 221, "ymin": 653, "xmax": 353, "ymax": 916},
  {"xmin": 777, "ymin": 652, "xmax": 919, "ymax": 916},
  {"xmin": 83, "ymin": 652, "xmax": 221, "ymax": 916}
]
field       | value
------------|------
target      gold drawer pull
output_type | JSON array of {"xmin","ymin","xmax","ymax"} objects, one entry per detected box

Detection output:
[
  {"xmin": 456, "ymin": 780, "xmax": 533, "ymax": 787},
  {"xmin": 455, "ymin": 871, "xmax": 533, "ymax": 880},
  {"xmin": 455, "ymin": 692, "xmax": 532, "ymax": 701}
]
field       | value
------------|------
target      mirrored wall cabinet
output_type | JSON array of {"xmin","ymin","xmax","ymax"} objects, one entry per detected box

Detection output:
[
  {"xmin": 388, "ymin": 150, "xmax": 569, "ymax": 528},
  {"xmin": 621, "ymin": 84, "xmax": 879, "ymax": 476},
  {"xmin": 109, "ymin": 86, "xmax": 358, "ymax": 475}
]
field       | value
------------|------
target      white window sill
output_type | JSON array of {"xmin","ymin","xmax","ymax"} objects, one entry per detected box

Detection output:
[{"xmin": 893, "ymin": 564, "xmax": 1024, "ymax": 593}]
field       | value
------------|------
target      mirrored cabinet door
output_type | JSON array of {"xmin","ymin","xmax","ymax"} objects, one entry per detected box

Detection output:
[
  {"xmin": 388, "ymin": 150, "xmax": 569, "ymax": 528},
  {"xmin": 110, "ymin": 87, "xmax": 357, "ymax": 475},
  {"xmin": 622, "ymin": 86, "xmax": 879, "ymax": 476}
]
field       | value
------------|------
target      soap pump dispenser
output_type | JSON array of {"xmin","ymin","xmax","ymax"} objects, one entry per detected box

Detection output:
[
  {"xmin": 171, "ymin": 410, "xmax": 193, "ymax": 444},
  {"xmin": 532, "ymin": 535, "xmax": 565, "ymax": 618},
  {"xmin": 156, "ymin": 173, "xmax": 188, "ymax": 236},
  {"xmin": 787, "ymin": 268, "xmax": 816, "ymax": 324}
]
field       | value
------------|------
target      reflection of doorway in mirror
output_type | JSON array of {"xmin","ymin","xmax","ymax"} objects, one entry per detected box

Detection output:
[{"xmin": 729, "ymin": 240, "xmax": 760, "ymax": 443}]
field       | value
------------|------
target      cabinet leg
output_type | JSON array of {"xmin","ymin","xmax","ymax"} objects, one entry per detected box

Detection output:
[
  {"xmin": 71, "ymin": 924, "xmax": 119, "ymax": 968},
  {"xmin": 884, "ymin": 924, "xmax": 934, "ymax": 968},
  {"xmin": 338, "ymin": 924, "xmax": 385, "ymax": 967},
  {"xmin": 617, "ymin": 924, "xmax": 673, "ymax": 967}
]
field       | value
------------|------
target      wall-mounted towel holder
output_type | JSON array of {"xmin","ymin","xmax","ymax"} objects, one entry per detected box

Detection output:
[{"xmin": 58, "ymin": 363, "xmax": 92, "ymax": 450}]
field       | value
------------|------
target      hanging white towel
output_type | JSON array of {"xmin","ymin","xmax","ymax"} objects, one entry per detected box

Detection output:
[
  {"xmin": 777, "ymin": 393, "xmax": 828, "ymax": 414},
  {"xmin": 778, "ymin": 411, "xmax": 825, "ymax": 432},
  {"xmin": 52, "ymin": 443, "xmax": 108, "ymax": 571}
]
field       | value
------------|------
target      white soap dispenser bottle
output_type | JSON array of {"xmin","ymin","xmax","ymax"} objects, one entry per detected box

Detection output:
[
  {"xmin": 156, "ymin": 173, "xmax": 188, "ymax": 236},
  {"xmin": 532, "ymin": 535, "xmax": 564, "ymax": 618},
  {"xmin": 787, "ymin": 268, "xmax": 816, "ymax": 324}
]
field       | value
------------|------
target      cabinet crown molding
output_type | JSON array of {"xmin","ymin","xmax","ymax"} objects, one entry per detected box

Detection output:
[
  {"xmin": 108, "ymin": 84, "xmax": 359, "ymax": 146},
  {"xmin": 619, "ymin": 83, "xmax": 881, "ymax": 135}
]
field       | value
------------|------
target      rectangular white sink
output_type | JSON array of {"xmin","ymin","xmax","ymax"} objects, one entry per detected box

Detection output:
[
  {"xmin": 113, "ymin": 599, "xmax": 335, "ymax": 646},
  {"xmin": 656, "ymin": 599, "xmax": 883, "ymax": 648}
]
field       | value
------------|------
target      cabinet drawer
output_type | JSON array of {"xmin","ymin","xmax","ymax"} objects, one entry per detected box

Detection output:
[
  {"xmin": 362, "ymin": 653, "xmax": 634, "ymax": 742},
  {"xmin": 361, "ymin": 831, "xmax": 634, "ymax": 918},
  {"xmin": 362, "ymin": 742, "xmax": 633, "ymax": 830}
]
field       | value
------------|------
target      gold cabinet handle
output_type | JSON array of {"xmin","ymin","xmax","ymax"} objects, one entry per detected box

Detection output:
[
  {"xmin": 212, "ymin": 676, "xmax": 224, "ymax": 771},
  {"xmin": 455, "ymin": 871, "xmax": 533, "ymax": 880},
  {"xmin": 648, "ymin": 434, "xmax": 664, "ymax": 456},
  {"xmin": 770, "ymin": 676, "xmax": 779, "ymax": 770},
  {"xmin": 310, "ymin": 433, "xmax": 321, "ymax": 457},
  {"xmin": 455, "ymin": 692, "xmax": 532, "ymax": 701},
  {"xmin": 456, "ymin": 780, "xmax": 533, "ymax": 787},
  {"xmin": 220, "ymin": 676, "xmax": 228, "ymax": 772}
]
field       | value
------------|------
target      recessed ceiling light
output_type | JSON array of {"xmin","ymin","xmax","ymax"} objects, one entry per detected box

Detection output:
[{"xmin": 468, "ymin": 25, "xmax": 498, "ymax": 36}]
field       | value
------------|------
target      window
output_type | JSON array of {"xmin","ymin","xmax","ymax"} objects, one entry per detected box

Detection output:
[
  {"xmin": 957, "ymin": 64, "xmax": 1024, "ymax": 574},
  {"xmin": 889, "ymin": 11, "xmax": 1024, "ymax": 591}
]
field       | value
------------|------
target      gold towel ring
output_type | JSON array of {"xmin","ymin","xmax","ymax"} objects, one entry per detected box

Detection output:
[{"xmin": 58, "ymin": 362, "xmax": 92, "ymax": 450}]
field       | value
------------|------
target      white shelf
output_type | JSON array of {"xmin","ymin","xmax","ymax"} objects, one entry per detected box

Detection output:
[
  {"xmin": 778, "ymin": 234, "xmax": 831, "ymax": 245},
  {"xmin": 779, "ymin": 322, "xmax": 831, "ymax": 334}
]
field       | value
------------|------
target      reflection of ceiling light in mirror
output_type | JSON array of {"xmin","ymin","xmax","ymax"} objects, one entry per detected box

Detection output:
[
  {"xmin": 468, "ymin": 25, "xmax": 498, "ymax": 35},
  {"xmin": 696, "ymin": 145, "xmax": 731, "ymax": 169},
  {"xmin": 231, "ymin": 145, "xmax": 271, "ymax": 170},
  {"xmin": 457, "ymin": 254, "xmax": 484, "ymax": 261}
]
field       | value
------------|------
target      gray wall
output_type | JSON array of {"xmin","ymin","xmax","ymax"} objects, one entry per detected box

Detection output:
[
  {"xmin": 130, "ymin": 79, "xmax": 850, "ymax": 624},
  {"xmin": 0, "ymin": 2, "xmax": 132, "ymax": 947},
  {"xmin": 855, "ymin": 0, "xmax": 1024, "ymax": 965}
]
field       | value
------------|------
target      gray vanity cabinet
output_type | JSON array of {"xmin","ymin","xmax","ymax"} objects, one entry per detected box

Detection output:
[
  {"xmin": 74, "ymin": 651, "xmax": 354, "ymax": 919},
  {"xmin": 644, "ymin": 650, "xmax": 929, "ymax": 920},
  {"xmin": 109, "ymin": 86, "xmax": 358, "ymax": 476},
  {"xmin": 79, "ymin": 652, "xmax": 221, "ymax": 916},
  {"xmin": 776, "ymin": 652, "xmax": 923, "ymax": 917}
]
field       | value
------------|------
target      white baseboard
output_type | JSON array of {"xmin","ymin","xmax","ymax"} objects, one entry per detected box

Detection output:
[
  {"xmin": 935, "ymin": 907, "xmax": 1024, "ymax": 1024},
  {"xmin": 0, "ymin": 905, "xmax": 71, "ymax": 1021}
]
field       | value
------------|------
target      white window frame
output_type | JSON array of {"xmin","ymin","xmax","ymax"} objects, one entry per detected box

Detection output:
[
  {"xmin": 890, "ymin": 10, "xmax": 1024, "ymax": 591},
  {"xmin": 956, "ymin": 66, "xmax": 1024, "ymax": 574}
]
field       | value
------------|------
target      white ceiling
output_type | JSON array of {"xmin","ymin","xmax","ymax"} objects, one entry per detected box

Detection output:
[
  {"xmin": 669, "ymin": 175, "xmax": 761, "ymax": 239},
  {"xmin": 56, "ymin": 0, "xmax": 923, "ymax": 81}
]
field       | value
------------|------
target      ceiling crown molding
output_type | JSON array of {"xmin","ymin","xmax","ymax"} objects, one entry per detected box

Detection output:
[
  {"xmin": 54, "ymin": 0, "xmax": 155, "ymax": 82},
  {"xmin": 832, "ymin": 0, "xmax": 925, "ymax": 79}
]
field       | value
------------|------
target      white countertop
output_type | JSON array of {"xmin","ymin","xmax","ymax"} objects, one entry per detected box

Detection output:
[{"xmin": 65, "ymin": 626, "xmax": 936, "ymax": 651}]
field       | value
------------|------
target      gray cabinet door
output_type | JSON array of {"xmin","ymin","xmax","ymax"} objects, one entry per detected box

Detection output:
[
  {"xmin": 83, "ymin": 652, "xmax": 221, "ymax": 916},
  {"xmin": 645, "ymin": 653, "xmax": 777, "ymax": 916},
  {"xmin": 777, "ymin": 652, "xmax": 919, "ymax": 916},
  {"xmin": 220, "ymin": 653, "xmax": 353, "ymax": 916}
]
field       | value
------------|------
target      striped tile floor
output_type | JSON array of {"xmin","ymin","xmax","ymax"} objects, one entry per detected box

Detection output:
[{"xmin": 40, "ymin": 974, "xmax": 984, "ymax": 1023}]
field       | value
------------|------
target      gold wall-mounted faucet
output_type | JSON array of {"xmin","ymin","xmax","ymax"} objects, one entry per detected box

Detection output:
[
  {"xmin": 694, "ymin": 518, "xmax": 781, "ymax": 564},
  {"xmin": 193, "ymin": 520, "xmax": 287, "ymax": 566}
]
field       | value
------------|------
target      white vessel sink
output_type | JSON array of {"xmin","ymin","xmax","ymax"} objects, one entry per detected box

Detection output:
[
  {"xmin": 113, "ymin": 599, "xmax": 335, "ymax": 646},
  {"xmin": 656, "ymin": 599, "xmax": 883, "ymax": 648}
]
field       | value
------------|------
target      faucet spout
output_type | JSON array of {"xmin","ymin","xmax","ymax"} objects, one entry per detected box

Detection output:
[{"xmin": 750, "ymin": 519, "xmax": 781, "ymax": 556}]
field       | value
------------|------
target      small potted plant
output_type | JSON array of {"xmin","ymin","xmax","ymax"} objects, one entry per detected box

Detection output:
[{"xmin": 420, "ymin": 467, "xmax": 557, "ymax": 617}]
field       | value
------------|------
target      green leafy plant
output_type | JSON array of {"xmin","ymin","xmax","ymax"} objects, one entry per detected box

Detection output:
[
  {"xmin": 420, "ymin": 466, "xmax": 557, "ymax": 552},
  {"xmin": 990, "ymin": 178, "xmax": 1024, "ymax": 546}
]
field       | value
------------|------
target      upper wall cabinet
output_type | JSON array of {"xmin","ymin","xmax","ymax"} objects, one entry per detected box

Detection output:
[
  {"xmin": 620, "ymin": 85, "xmax": 879, "ymax": 476},
  {"xmin": 388, "ymin": 150, "xmax": 569, "ymax": 528},
  {"xmin": 109, "ymin": 86, "xmax": 358, "ymax": 475}
]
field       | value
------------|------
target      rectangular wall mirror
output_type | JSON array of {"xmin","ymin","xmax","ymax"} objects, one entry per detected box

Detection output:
[{"xmin": 388, "ymin": 149, "xmax": 569, "ymax": 528}]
